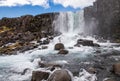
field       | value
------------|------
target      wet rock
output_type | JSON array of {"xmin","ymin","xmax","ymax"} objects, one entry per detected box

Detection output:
[
  {"xmin": 74, "ymin": 44, "xmax": 81, "ymax": 47},
  {"xmin": 39, "ymin": 61, "xmax": 62, "ymax": 69},
  {"xmin": 58, "ymin": 49, "xmax": 69, "ymax": 55},
  {"xmin": 48, "ymin": 36, "xmax": 54, "ymax": 40},
  {"xmin": 21, "ymin": 68, "xmax": 30, "ymax": 75},
  {"xmin": 113, "ymin": 63, "xmax": 120, "ymax": 76},
  {"xmin": 94, "ymin": 43, "xmax": 100, "ymax": 47},
  {"xmin": 94, "ymin": 50, "xmax": 101, "ymax": 53},
  {"xmin": 20, "ymin": 43, "xmax": 38, "ymax": 52},
  {"xmin": 41, "ymin": 46, "xmax": 48, "ymax": 49},
  {"xmin": 77, "ymin": 39, "xmax": 93, "ymax": 46},
  {"xmin": 31, "ymin": 71, "xmax": 50, "ymax": 81},
  {"xmin": 97, "ymin": 38, "xmax": 107, "ymax": 43},
  {"xmin": 87, "ymin": 67, "xmax": 97, "ymax": 74},
  {"xmin": 76, "ymin": 39, "xmax": 100, "ymax": 47},
  {"xmin": 41, "ymin": 39, "xmax": 50, "ymax": 45},
  {"xmin": 50, "ymin": 65, "xmax": 62, "ymax": 71},
  {"xmin": 104, "ymin": 78, "xmax": 115, "ymax": 81},
  {"xmin": 68, "ymin": 47, "xmax": 73, "ymax": 49},
  {"xmin": 47, "ymin": 69, "xmax": 72, "ymax": 81},
  {"xmin": 54, "ymin": 43, "xmax": 65, "ymax": 50}
]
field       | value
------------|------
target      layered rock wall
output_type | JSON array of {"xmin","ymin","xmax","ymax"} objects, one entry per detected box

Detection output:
[{"xmin": 84, "ymin": 0, "xmax": 120, "ymax": 41}]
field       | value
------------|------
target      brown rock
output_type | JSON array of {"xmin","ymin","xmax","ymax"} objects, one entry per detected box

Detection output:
[
  {"xmin": 31, "ymin": 71, "xmax": 50, "ymax": 81},
  {"xmin": 58, "ymin": 49, "xmax": 69, "ymax": 55},
  {"xmin": 87, "ymin": 67, "xmax": 97, "ymax": 74},
  {"xmin": 47, "ymin": 69, "xmax": 72, "ymax": 81},
  {"xmin": 54, "ymin": 43, "xmax": 65, "ymax": 50},
  {"xmin": 113, "ymin": 63, "xmax": 120, "ymax": 76}
]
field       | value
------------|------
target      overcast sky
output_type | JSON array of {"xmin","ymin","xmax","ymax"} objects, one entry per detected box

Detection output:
[{"xmin": 0, "ymin": 0, "xmax": 95, "ymax": 18}]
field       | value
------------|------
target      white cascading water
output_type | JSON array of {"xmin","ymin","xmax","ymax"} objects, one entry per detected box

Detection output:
[
  {"xmin": 52, "ymin": 10, "xmax": 98, "ymax": 47},
  {"xmin": 54, "ymin": 10, "xmax": 85, "ymax": 35}
]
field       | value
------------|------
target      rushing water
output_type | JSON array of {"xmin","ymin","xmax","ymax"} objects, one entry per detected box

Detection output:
[
  {"xmin": 54, "ymin": 10, "xmax": 85, "ymax": 34},
  {"xmin": 0, "ymin": 10, "xmax": 120, "ymax": 81}
]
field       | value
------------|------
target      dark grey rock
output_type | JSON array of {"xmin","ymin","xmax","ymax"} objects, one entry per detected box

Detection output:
[{"xmin": 54, "ymin": 43, "xmax": 65, "ymax": 50}]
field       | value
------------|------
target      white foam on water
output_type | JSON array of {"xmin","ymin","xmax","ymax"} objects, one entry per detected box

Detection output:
[
  {"xmin": 74, "ymin": 69, "xmax": 97, "ymax": 81},
  {"xmin": 50, "ymin": 60, "xmax": 68, "ymax": 65}
]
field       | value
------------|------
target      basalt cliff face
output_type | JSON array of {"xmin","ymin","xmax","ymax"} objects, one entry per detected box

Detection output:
[
  {"xmin": 0, "ymin": 13, "xmax": 58, "ymax": 54},
  {"xmin": 84, "ymin": 0, "xmax": 120, "ymax": 42}
]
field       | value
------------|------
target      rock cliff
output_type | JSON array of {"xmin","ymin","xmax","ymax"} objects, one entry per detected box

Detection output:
[
  {"xmin": 0, "ymin": 13, "xmax": 58, "ymax": 54},
  {"xmin": 84, "ymin": 0, "xmax": 120, "ymax": 42}
]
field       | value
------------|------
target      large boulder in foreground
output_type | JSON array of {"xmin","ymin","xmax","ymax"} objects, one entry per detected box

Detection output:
[
  {"xmin": 31, "ymin": 71, "xmax": 50, "ymax": 81},
  {"xmin": 113, "ymin": 63, "xmax": 120, "ymax": 76},
  {"xmin": 47, "ymin": 69, "xmax": 72, "ymax": 81},
  {"xmin": 54, "ymin": 43, "xmax": 65, "ymax": 50},
  {"xmin": 75, "ymin": 39, "xmax": 100, "ymax": 47},
  {"xmin": 58, "ymin": 49, "xmax": 69, "ymax": 55}
]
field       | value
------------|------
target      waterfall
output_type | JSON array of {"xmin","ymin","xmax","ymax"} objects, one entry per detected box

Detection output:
[{"xmin": 54, "ymin": 10, "xmax": 85, "ymax": 35}]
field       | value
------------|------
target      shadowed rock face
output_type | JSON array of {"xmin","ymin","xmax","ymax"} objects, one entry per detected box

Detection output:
[
  {"xmin": 31, "ymin": 71, "xmax": 50, "ymax": 81},
  {"xmin": 84, "ymin": 0, "xmax": 120, "ymax": 42}
]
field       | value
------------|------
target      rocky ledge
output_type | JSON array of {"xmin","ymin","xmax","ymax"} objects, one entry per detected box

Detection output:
[{"xmin": 0, "ymin": 13, "xmax": 58, "ymax": 55}]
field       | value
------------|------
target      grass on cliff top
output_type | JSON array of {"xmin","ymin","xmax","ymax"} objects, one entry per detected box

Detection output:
[{"xmin": 0, "ymin": 26, "xmax": 11, "ymax": 33}]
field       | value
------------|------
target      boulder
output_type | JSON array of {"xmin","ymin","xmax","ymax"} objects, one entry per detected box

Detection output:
[
  {"xmin": 113, "ymin": 63, "xmax": 120, "ymax": 76},
  {"xmin": 31, "ymin": 71, "xmax": 50, "ymax": 81},
  {"xmin": 58, "ymin": 49, "xmax": 69, "ymax": 55},
  {"xmin": 77, "ymin": 39, "xmax": 93, "ymax": 46},
  {"xmin": 93, "ymin": 43, "xmax": 100, "ymax": 47},
  {"xmin": 76, "ymin": 39, "xmax": 100, "ymax": 47},
  {"xmin": 47, "ymin": 69, "xmax": 72, "ymax": 81},
  {"xmin": 54, "ymin": 43, "xmax": 65, "ymax": 50}
]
